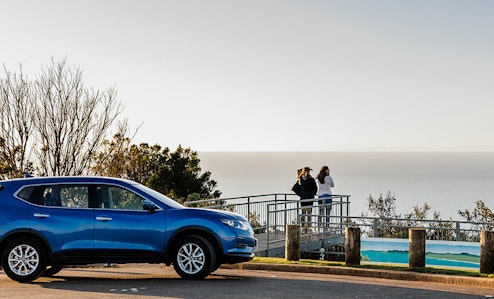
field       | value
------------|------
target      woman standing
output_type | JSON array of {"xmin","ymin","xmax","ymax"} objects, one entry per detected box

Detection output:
[
  {"xmin": 292, "ymin": 166, "xmax": 317, "ymax": 233},
  {"xmin": 316, "ymin": 166, "xmax": 335, "ymax": 231}
]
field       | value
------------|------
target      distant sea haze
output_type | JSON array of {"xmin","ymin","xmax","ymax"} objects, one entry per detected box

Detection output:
[{"xmin": 199, "ymin": 151, "xmax": 494, "ymax": 220}]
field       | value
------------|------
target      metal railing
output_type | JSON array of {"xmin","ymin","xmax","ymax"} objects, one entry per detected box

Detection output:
[
  {"xmin": 185, "ymin": 194, "xmax": 352, "ymax": 256},
  {"xmin": 184, "ymin": 193, "xmax": 351, "ymax": 234},
  {"xmin": 266, "ymin": 198, "xmax": 350, "ymax": 244},
  {"xmin": 185, "ymin": 193, "xmax": 298, "ymax": 233},
  {"xmin": 185, "ymin": 193, "xmax": 493, "ymax": 256}
]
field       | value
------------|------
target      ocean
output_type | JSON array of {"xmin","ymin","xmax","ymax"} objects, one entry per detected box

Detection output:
[{"xmin": 198, "ymin": 151, "xmax": 494, "ymax": 220}]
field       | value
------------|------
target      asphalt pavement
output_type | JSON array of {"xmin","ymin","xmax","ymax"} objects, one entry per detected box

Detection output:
[{"xmin": 0, "ymin": 263, "xmax": 493, "ymax": 299}]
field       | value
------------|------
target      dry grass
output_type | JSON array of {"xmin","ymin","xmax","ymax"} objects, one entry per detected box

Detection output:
[{"xmin": 251, "ymin": 257, "xmax": 494, "ymax": 278}]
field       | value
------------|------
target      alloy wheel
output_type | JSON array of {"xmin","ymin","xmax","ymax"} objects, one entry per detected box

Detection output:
[
  {"xmin": 8, "ymin": 244, "xmax": 40, "ymax": 276},
  {"xmin": 177, "ymin": 242, "xmax": 206, "ymax": 275}
]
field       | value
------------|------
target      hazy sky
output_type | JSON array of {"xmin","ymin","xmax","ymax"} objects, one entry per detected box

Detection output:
[{"xmin": 1, "ymin": 0, "xmax": 493, "ymax": 151}]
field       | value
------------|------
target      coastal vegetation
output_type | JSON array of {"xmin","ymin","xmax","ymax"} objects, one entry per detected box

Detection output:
[
  {"xmin": 362, "ymin": 191, "xmax": 494, "ymax": 240},
  {"xmin": 92, "ymin": 133, "xmax": 221, "ymax": 203},
  {"xmin": 0, "ymin": 58, "xmax": 220, "ymax": 202}
]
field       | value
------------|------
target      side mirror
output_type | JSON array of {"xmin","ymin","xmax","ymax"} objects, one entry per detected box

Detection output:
[{"xmin": 143, "ymin": 200, "xmax": 159, "ymax": 212}]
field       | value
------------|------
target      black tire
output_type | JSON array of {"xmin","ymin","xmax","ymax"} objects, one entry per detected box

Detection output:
[
  {"xmin": 43, "ymin": 264, "xmax": 63, "ymax": 277},
  {"xmin": 173, "ymin": 235, "xmax": 216, "ymax": 280},
  {"xmin": 210, "ymin": 261, "xmax": 222, "ymax": 273},
  {"xmin": 1, "ymin": 237, "xmax": 47, "ymax": 283}
]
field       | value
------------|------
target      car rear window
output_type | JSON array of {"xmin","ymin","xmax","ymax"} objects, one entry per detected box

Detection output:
[{"xmin": 17, "ymin": 186, "xmax": 35, "ymax": 200}]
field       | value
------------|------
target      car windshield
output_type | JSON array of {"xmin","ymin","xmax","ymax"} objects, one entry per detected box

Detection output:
[{"xmin": 132, "ymin": 183, "xmax": 184, "ymax": 209}]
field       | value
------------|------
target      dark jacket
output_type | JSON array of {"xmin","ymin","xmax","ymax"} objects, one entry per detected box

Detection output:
[{"xmin": 292, "ymin": 176, "xmax": 317, "ymax": 205}]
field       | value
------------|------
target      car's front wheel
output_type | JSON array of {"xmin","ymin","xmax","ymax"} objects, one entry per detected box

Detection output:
[
  {"xmin": 173, "ymin": 235, "xmax": 216, "ymax": 279},
  {"xmin": 1, "ymin": 237, "xmax": 47, "ymax": 283}
]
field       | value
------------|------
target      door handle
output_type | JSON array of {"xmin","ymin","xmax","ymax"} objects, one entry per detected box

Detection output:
[
  {"xmin": 33, "ymin": 213, "xmax": 50, "ymax": 218},
  {"xmin": 96, "ymin": 216, "xmax": 112, "ymax": 222}
]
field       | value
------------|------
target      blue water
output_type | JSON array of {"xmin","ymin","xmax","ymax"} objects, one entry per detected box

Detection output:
[{"xmin": 361, "ymin": 238, "xmax": 480, "ymax": 269}]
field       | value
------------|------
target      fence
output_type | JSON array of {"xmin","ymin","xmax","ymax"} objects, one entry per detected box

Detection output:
[
  {"xmin": 185, "ymin": 194, "xmax": 493, "ymax": 255},
  {"xmin": 265, "ymin": 198, "xmax": 350, "ymax": 243},
  {"xmin": 185, "ymin": 193, "xmax": 298, "ymax": 233},
  {"xmin": 185, "ymin": 194, "xmax": 352, "ymax": 256},
  {"xmin": 184, "ymin": 193, "xmax": 351, "ymax": 233}
]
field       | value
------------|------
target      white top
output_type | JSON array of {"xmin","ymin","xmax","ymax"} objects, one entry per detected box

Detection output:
[{"xmin": 316, "ymin": 175, "xmax": 334, "ymax": 196}]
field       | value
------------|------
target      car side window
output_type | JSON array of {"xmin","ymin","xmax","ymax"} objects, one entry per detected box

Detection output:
[
  {"xmin": 42, "ymin": 185, "xmax": 89, "ymax": 208},
  {"xmin": 96, "ymin": 185, "xmax": 145, "ymax": 210}
]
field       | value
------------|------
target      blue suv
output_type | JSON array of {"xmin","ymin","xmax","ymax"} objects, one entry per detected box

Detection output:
[{"xmin": 0, "ymin": 176, "xmax": 256, "ymax": 282}]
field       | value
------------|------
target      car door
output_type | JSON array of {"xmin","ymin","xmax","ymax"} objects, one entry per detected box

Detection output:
[
  {"xmin": 28, "ymin": 184, "xmax": 94, "ymax": 254},
  {"xmin": 93, "ymin": 184, "xmax": 166, "ymax": 253}
]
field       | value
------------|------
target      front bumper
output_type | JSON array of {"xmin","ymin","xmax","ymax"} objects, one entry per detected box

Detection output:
[
  {"xmin": 221, "ymin": 235, "xmax": 256, "ymax": 264},
  {"xmin": 235, "ymin": 235, "xmax": 257, "ymax": 249},
  {"xmin": 223, "ymin": 252, "xmax": 255, "ymax": 264}
]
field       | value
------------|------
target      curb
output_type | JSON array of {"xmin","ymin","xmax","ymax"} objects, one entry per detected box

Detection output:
[{"xmin": 221, "ymin": 263, "xmax": 494, "ymax": 289}]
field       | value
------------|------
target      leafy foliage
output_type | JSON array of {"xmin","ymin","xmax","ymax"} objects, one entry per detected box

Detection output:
[
  {"xmin": 362, "ymin": 191, "xmax": 405, "ymax": 238},
  {"xmin": 362, "ymin": 191, "xmax": 454, "ymax": 240},
  {"xmin": 458, "ymin": 200, "xmax": 494, "ymax": 240},
  {"xmin": 92, "ymin": 134, "xmax": 221, "ymax": 203},
  {"xmin": 366, "ymin": 190, "xmax": 398, "ymax": 219},
  {"xmin": 92, "ymin": 133, "xmax": 166, "ymax": 183},
  {"xmin": 458, "ymin": 200, "xmax": 494, "ymax": 224},
  {"xmin": 147, "ymin": 145, "xmax": 221, "ymax": 203}
]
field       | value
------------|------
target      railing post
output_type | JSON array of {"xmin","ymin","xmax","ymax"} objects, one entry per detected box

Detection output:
[
  {"xmin": 266, "ymin": 203, "xmax": 271, "ymax": 256},
  {"xmin": 247, "ymin": 197, "xmax": 251, "ymax": 220},
  {"xmin": 283, "ymin": 194, "xmax": 287, "ymax": 230},
  {"xmin": 373, "ymin": 218, "xmax": 379, "ymax": 237},
  {"xmin": 339, "ymin": 200, "xmax": 343, "ymax": 232},
  {"xmin": 274, "ymin": 198, "xmax": 278, "ymax": 236},
  {"xmin": 455, "ymin": 221, "xmax": 461, "ymax": 241},
  {"xmin": 346, "ymin": 195, "xmax": 350, "ymax": 217}
]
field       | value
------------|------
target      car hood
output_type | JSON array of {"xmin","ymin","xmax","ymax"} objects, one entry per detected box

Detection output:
[{"xmin": 172, "ymin": 207, "xmax": 248, "ymax": 221}]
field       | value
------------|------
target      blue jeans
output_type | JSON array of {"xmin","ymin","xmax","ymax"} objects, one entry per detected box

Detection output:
[{"xmin": 318, "ymin": 195, "xmax": 332, "ymax": 228}]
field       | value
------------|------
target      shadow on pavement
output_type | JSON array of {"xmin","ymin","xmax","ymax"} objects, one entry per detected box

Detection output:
[{"xmin": 28, "ymin": 270, "xmax": 486, "ymax": 299}]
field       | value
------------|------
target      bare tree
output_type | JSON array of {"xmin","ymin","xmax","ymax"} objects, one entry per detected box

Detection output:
[
  {"xmin": 32, "ymin": 58, "xmax": 124, "ymax": 176},
  {"xmin": 0, "ymin": 65, "xmax": 35, "ymax": 179}
]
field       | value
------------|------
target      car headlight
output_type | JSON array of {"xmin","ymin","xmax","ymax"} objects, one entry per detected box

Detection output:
[{"xmin": 220, "ymin": 219, "xmax": 251, "ymax": 231}]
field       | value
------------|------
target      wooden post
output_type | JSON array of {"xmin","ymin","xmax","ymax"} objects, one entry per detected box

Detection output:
[
  {"xmin": 409, "ymin": 228, "xmax": 426, "ymax": 268},
  {"xmin": 285, "ymin": 224, "xmax": 300, "ymax": 261},
  {"xmin": 480, "ymin": 230, "xmax": 494, "ymax": 274},
  {"xmin": 345, "ymin": 226, "xmax": 360, "ymax": 266}
]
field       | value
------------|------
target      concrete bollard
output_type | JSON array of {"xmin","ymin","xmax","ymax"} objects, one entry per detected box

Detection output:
[
  {"xmin": 345, "ymin": 226, "xmax": 361, "ymax": 266},
  {"xmin": 480, "ymin": 230, "xmax": 494, "ymax": 274},
  {"xmin": 285, "ymin": 224, "xmax": 300, "ymax": 261},
  {"xmin": 409, "ymin": 228, "xmax": 426, "ymax": 268}
]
